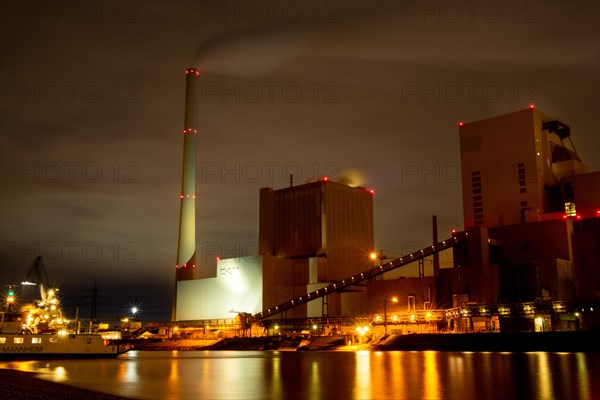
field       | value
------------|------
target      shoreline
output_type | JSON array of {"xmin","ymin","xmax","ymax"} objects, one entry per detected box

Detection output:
[
  {"xmin": 0, "ymin": 369, "xmax": 133, "ymax": 400},
  {"xmin": 126, "ymin": 330, "xmax": 600, "ymax": 352}
]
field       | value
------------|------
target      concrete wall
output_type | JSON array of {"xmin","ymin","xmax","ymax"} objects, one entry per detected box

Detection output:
[{"xmin": 176, "ymin": 257, "xmax": 262, "ymax": 321}]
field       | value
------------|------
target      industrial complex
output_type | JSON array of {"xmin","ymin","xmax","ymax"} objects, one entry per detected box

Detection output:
[{"xmin": 171, "ymin": 68, "xmax": 600, "ymax": 339}]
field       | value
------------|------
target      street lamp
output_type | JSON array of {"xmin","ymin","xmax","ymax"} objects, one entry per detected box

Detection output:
[{"xmin": 384, "ymin": 296, "xmax": 398, "ymax": 335}]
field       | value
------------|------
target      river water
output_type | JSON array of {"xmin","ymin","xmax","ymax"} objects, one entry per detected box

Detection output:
[{"xmin": 2, "ymin": 350, "xmax": 599, "ymax": 399}]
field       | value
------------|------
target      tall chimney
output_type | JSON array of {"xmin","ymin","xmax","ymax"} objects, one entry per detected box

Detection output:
[{"xmin": 172, "ymin": 67, "xmax": 200, "ymax": 321}]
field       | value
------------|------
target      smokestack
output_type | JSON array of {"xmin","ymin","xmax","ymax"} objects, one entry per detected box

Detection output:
[{"xmin": 172, "ymin": 68, "xmax": 200, "ymax": 320}]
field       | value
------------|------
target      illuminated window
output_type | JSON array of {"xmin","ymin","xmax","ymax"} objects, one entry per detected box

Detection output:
[
  {"xmin": 564, "ymin": 202, "xmax": 576, "ymax": 216},
  {"xmin": 535, "ymin": 317, "xmax": 544, "ymax": 332},
  {"xmin": 0, "ymin": 337, "xmax": 5, "ymax": 344},
  {"xmin": 407, "ymin": 295, "xmax": 416, "ymax": 312},
  {"xmin": 32, "ymin": 337, "xmax": 42, "ymax": 344},
  {"xmin": 14, "ymin": 337, "xmax": 24, "ymax": 344},
  {"xmin": 49, "ymin": 338, "xmax": 57, "ymax": 343}
]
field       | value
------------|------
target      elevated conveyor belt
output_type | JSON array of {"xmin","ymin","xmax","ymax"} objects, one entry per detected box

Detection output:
[{"xmin": 253, "ymin": 231, "xmax": 468, "ymax": 321}]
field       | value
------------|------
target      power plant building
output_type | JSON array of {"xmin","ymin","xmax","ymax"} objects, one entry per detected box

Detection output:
[
  {"xmin": 363, "ymin": 107, "xmax": 599, "ymax": 331},
  {"xmin": 170, "ymin": 65, "xmax": 598, "ymax": 333},
  {"xmin": 459, "ymin": 107, "xmax": 593, "ymax": 228},
  {"xmin": 259, "ymin": 180, "xmax": 375, "ymax": 318}
]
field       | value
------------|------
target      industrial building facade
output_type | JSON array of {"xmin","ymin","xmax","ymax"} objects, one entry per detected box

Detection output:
[
  {"xmin": 173, "ymin": 102, "xmax": 599, "ymax": 333},
  {"xmin": 259, "ymin": 180, "xmax": 375, "ymax": 318},
  {"xmin": 456, "ymin": 107, "xmax": 599, "ymax": 305},
  {"xmin": 364, "ymin": 107, "xmax": 599, "ymax": 332},
  {"xmin": 459, "ymin": 107, "xmax": 593, "ymax": 227},
  {"xmin": 175, "ymin": 179, "xmax": 375, "ymax": 321}
]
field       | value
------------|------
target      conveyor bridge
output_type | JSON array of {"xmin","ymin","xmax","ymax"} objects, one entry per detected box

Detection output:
[{"xmin": 253, "ymin": 231, "xmax": 468, "ymax": 321}]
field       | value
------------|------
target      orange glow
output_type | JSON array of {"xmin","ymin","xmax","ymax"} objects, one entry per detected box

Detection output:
[{"xmin": 369, "ymin": 252, "xmax": 377, "ymax": 260}]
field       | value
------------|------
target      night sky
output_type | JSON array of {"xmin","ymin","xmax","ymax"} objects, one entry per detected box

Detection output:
[{"xmin": 1, "ymin": 1, "xmax": 598, "ymax": 321}]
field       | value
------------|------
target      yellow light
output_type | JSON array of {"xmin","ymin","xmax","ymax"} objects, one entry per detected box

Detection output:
[
  {"xmin": 426, "ymin": 312, "xmax": 432, "ymax": 320},
  {"xmin": 121, "ymin": 318, "xmax": 129, "ymax": 322},
  {"xmin": 6, "ymin": 296, "xmax": 14, "ymax": 303},
  {"xmin": 48, "ymin": 290, "xmax": 55, "ymax": 297},
  {"xmin": 173, "ymin": 327, "xmax": 179, "ymax": 332},
  {"xmin": 274, "ymin": 325, "xmax": 279, "ymax": 330},
  {"xmin": 312, "ymin": 325, "xmax": 317, "ymax": 330},
  {"xmin": 410, "ymin": 314, "xmax": 416, "ymax": 322},
  {"xmin": 369, "ymin": 252, "xmax": 377, "ymax": 260},
  {"xmin": 391, "ymin": 296, "xmax": 398, "ymax": 303}
]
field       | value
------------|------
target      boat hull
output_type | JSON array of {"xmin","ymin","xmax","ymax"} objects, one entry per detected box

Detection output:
[{"xmin": 0, "ymin": 333, "xmax": 124, "ymax": 360}]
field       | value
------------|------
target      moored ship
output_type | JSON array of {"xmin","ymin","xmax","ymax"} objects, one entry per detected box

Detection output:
[
  {"xmin": 1, "ymin": 258, "xmax": 128, "ymax": 359},
  {"xmin": 0, "ymin": 332, "xmax": 122, "ymax": 360}
]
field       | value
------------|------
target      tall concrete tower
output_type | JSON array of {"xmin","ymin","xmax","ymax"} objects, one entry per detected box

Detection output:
[{"xmin": 172, "ymin": 67, "xmax": 199, "ymax": 320}]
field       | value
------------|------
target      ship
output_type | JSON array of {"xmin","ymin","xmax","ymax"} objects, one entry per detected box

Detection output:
[
  {"xmin": 0, "ymin": 332, "xmax": 123, "ymax": 360},
  {"xmin": 0, "ymin": 257, "xmax": 128, "ymax": 359}
]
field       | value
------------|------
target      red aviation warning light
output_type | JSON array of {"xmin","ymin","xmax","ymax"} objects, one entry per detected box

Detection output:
[
  {"xmin": 529, "ymin": 104, "xmax": 535, "ymax": 109},
  {"xmin": 458, "ymin": 121, "xmax": 464, "ymax": 127},
  {"xmin": 185, "ymin": 68, "xmax": 200, "ymax": 76}
]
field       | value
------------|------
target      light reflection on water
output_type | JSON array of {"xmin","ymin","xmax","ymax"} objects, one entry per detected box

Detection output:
[{"xmin": 1, "ymin": 350, "xmax": 599, "ymax": 400}]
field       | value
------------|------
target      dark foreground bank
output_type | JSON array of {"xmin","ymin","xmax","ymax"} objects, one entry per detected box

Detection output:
[{"xmin": 0, "ymin": 369, "xmax": 132, "ymax": 400}]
